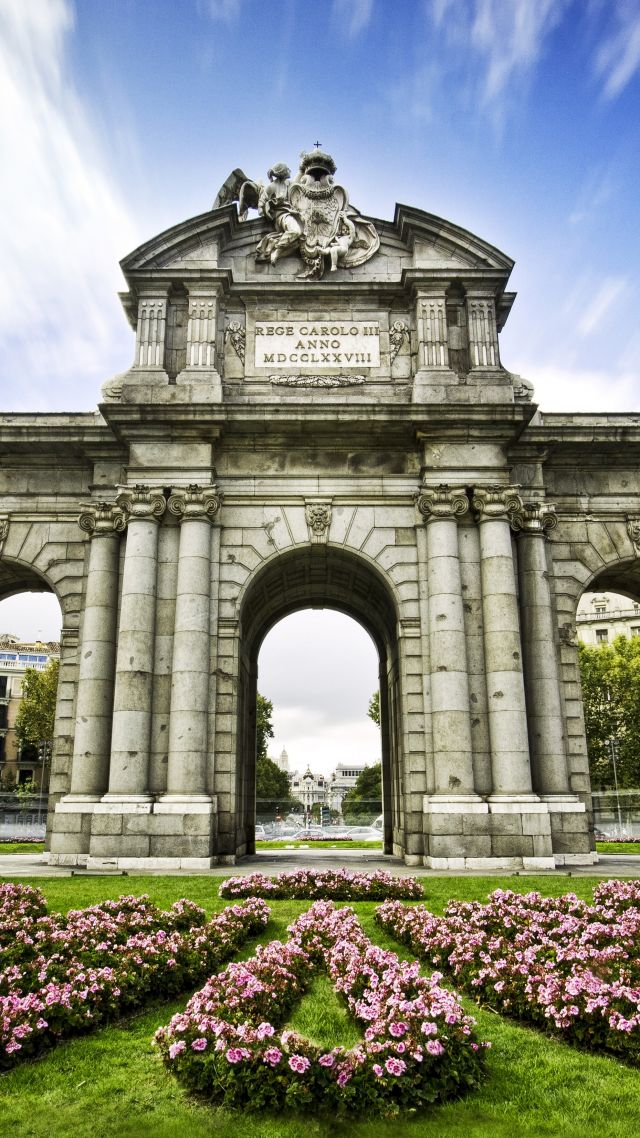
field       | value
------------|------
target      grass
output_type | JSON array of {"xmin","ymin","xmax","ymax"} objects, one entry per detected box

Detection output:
[
  {"xmin": 596, "ymin": 842, "xmax": 640, "ymax": 854},
  {"xmin": 0, "ymin": 842, "xmax": 45, "ymax": 854},
  {"xmin": 1, "ymin": 873, "xmax": 638, "ymax": 1138}
]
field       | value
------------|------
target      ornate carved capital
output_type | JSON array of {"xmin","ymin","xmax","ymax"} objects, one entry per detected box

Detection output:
[
  {"xmin": 305, "ymin": 498, "xmax": 332, "ymax": 544},
  {"xmin": 472, "ymin": 485, "xmax": 523, "ymax": 523},
  {"xmin": 416, "ymin": 484, "xmax": 469, "ymax": 522},
  {"xmin": 627, "ymin": 516, "xmax": 640, "ymax": 558},
  {"xmin": 78, "ymin": 502, "xmax": 126, "ymax": 537},
  {"xmin": 167, "ymin": 483, "xmax": 222, "ymax": 524},
  {"xmin": 511, "ymin": 501, "xmax": 557, "ymax": 537},
  {"xmin": 0, "ymin": 515, "xmax": 8, "ymax": 550},
  {"xmin": 116, "ymin": 485, "xmax": 166, "ymax": 523}
]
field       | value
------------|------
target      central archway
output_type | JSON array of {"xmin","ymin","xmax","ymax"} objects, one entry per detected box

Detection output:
[{"xmin": 235, "ymin": 545, "xmax": 402, "ymax": 857}]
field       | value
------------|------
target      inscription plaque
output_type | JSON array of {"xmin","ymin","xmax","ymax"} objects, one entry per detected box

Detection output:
[{"xmin": 255, "ymin": 321, "xmax": 380, "ymax": 369}]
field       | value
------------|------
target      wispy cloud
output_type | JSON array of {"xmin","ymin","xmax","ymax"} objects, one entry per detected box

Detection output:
[
  {"xmin": 0, "ymin": 0, "xmax": 137, "ymax": 409},
  {"xmin": 594, "ymin": 0, "xmax": 640, "ymax": 99},
  {"xmin": 429, "ymin": 0, "xmax": 568, "ymax": 106},
  {"xmin": 331, "ymin": 0, "xmax": 374, "ymax": 40},
  {"xmin": 577, "ymin": 276, "xmax": 628, "ymax": 336},
  {"xmin": 568, "ymin": 167, "xmax": 617, "ymax": 225},
  {"xmin": 201, "ymin": 0, "xmax": 242, "ymax": 23}
]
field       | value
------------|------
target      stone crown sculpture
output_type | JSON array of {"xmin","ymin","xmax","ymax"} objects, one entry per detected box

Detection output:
[{"xmin": 214, "ymin": 149, "xmax": 380, "ymax": 280}]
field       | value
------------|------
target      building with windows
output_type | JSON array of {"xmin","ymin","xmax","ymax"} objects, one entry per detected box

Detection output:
[
  {"xmin": 0, "ymin": 635, "xmax": 60, "ymax": 791},
  {"xmin": 328, "ymin": 762, "xmax": 368, "ymax": 812},
  {"xmin": 576, "ymin": 593, "xmax": 640, "ymax": 646}
]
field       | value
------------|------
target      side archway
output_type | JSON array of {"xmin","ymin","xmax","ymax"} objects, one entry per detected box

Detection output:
[{"xmin": 231, "ymin": 544, "xmax": 403, "ymax": 857}]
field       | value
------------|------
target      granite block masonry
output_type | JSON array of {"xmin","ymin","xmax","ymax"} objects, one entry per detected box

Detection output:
[{"xmin": 4, "ymin": 145, "xmax": 638, "ymax": 868}]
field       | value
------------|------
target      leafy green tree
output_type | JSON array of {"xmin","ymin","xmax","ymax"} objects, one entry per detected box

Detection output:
[
  {"xmin": 256, "ymin": 693, "xmax": 274, "ymax": 763},
  {"xmin": 341, "ymin": 762, "xmax": 382, "ymax": 820},
  {"xmin": 15, "ymin": 660, "xmax": 59, "ymax": 753},
  {"xmin": 368, "ymin": 690, "xmax": 380, "ymax": 726},
  {"xmin": 578, "ymin": 635, "xmax": 640, "ymax": 790}
]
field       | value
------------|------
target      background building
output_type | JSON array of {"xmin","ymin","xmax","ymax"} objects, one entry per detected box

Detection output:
[
  {"xmin": 0, "ymin": 635, "xmax": 60, "ymax": 792},
  {"xmin": 576, "ymin": 593, "xmax": 640, "ymax": 646}
]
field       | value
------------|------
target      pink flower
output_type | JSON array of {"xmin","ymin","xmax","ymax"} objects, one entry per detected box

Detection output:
[
  {"xmin": 289, "ymin": 1054, "xmax": 310, "ymax": 1074},
  {"xmin": 426, "ymin": 1039, "xmax": 445, "ymax": 1057},
  {"xmin": 385, "ymin": 1057, "xmax": 406, "ymax": 1076},
  {"xmin": 319, "ymin": 1053, "xmax": 334, "ymax": 1067},
  {"xmin": 389, "ymin": 1021, "xmax": 407, "ymax": 1037},
  {"xmin": 191, "ymin": 1038, "xmax": 207, "ymax": 1051},
  {"xmin": 372, "ymin": 1063, "xmax": 383, "ymax": 1077},
  {"xmin": 263, "ymin": 1047, "xmax": 282, "ymax": 1066},
  {"xmin": 168, "ymin": 1041, "xmax": 186, "ymax": 1059}
]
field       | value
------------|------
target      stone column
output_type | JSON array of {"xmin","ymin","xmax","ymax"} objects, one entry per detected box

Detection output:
[
  {"xmin": 417, "ymin": 485, "xmax": 487, "ymax": 865},
  {"xmin": 105, "ymin": 485, "xmax": 166, "ymax": 799},
  {"xmin": 177, "ymin": 286, "xmax": 223, "ymax": 399},
  {"xmin": 412, "ymin": 284, "xmax": 455, "ymax": 402},
  {"xmin": 472, "ymin": 486, "xmax": 533, "ymax": 795},
  {"xmin": 466, "ymin": 289, "xmax": 500, "ymax": 370},
  {"xmin": 68, "ymin": 502, "xmax": 125, "ymax": 798},
  {"xmin": 417, "ymin": 485, "xmax": 476, "ymax": 795},
  {"xmin": 512, "ymin": 502, "xmax": 570, "ymax": 794},
  {"xmin": 162, "ymin": 484, "xmax": 221, "ymax": 799}
]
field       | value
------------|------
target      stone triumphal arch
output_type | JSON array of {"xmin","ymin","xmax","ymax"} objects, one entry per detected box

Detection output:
[{"xmin": 2, "ymin": 147, "xmax": 639, "ymax": 868}]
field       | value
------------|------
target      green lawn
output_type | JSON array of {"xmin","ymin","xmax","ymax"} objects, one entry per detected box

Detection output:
[
  {"xmin": 0, "ymin": 842, "xmax": 45, "ymax": 854},
  {"xmin": 1, "ymin": 873, "xmax": 639, "ymax": 1137},
  {"xmin": 596, "ymin": 842, "xmax": 640, "ymax": 855}
]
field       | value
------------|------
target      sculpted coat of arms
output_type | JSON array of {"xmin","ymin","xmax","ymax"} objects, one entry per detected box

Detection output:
[{"xmin": 214, "ymin": 149, "xmax": 380, "ymax": 280}]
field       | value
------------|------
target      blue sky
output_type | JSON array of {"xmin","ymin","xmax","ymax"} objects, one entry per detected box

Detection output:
[{"xmin": 1, "ymin": 0, "xmax": 640, "ymax": 772}]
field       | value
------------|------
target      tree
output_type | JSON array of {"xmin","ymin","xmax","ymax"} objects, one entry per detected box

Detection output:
[
  {"xmin": 368, "ymin": 690, "xmax": 380, "ymax": 726},
  {"xmin": 578, "ymin": 635, "xmax": 640, "ymax": 790},
  {"xmin": 15, "ymin": 660, "xmax": 59, "ymax": 753},
  {"xmin": 256, "ymin": 693, "xmax": 274, "ymax": 763},
  {"xmin": 341, "ymin": 762, "xmax": 382, "ymax": 820}
]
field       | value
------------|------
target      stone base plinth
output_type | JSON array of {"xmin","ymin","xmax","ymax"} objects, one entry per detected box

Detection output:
[
  {"xmin": 48, "ymin": 794, "xmax": 219, "ymax": 867},
  {"xmin": 422, "ymin": 792, "xmax": 561, "ymax": 868}
]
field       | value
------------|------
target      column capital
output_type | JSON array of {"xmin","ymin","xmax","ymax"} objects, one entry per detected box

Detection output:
[
  {"xmin": 116, "ymin": 484, "xmax": 167, "ymax": 523},
  {"xmin": 167, "ymin": 483, "xmax": 222, "ymax": 524},
  {"xmin": 78, "ymin": 501, "xmax": 126, "ymax": 537},
  {"xmin": 416, "ymin": 483, "xmax": 469, "ymax": 522},
  {"xmin": 511, "ymin": 501, "xmax": 557, "ymax": 537},
  {"xmin": 472, "ymin": 485, "xmax": 522, "ymax": 522}
]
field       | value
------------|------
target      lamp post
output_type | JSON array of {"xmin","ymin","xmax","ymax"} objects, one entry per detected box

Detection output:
[{"xmin": 302, "ymin": 768, "xmax": 314, "ymax": 827}]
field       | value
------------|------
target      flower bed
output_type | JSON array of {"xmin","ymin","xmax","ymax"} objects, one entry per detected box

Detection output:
[
  {"xmin": 0, "ymin": 883, "xmax": 269, "ymax": 1068},
  {"xmin": 376, "ymin": 879, "xmax": 640, "ymax": 1062},
  {"xmin": 219, "ymin": 868, "xmax": 423, "ymax": 900},
  {"xmin": 155, "ymin": 900, "xmax": 487, "ymax": 1115}
]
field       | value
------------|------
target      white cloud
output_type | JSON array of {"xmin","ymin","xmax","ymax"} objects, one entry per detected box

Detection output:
[
  {"xmin": 594, "ymin": 0, "xmax": 640, "ymax": 99},
  {"xmin": 577, "ymin": 276, "xmax": 628, "ymax": 336},
  {"xmin": 0, "ymin": 0, "xmax": 138, "ymax": 409},
  {"xmin": 510, "ymin": 360, "xmax": 640, "ymax": 413},
  {"xmin": 331, "ymin": 0, "xmax": 374, "ymax": 39}
]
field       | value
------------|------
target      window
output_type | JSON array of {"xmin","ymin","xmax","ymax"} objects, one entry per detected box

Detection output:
[
  {"xmin": 595, "ymin": 605, "xmax": 606, "ymax": 615},
  {"xmin": 596, "ymin": 628, "xmax": 609, "ymax": 644},
  {"xmin": 632, "ymin": 627, "xmax": 640, "ymax": 638}
]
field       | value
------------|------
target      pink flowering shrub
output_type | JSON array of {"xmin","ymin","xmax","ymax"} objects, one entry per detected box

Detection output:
[
  {"xmin": 219, "ymin": 869, "xmax": 423, "ymax": 901},
  {"xmin": 0, "ymin": 883, "xmax": 269, "ymax": 1068},
  {"xmin": 376, "ymin": 879, "xmax": 640, "ymax": 1062},
  {"xmin": 155, "ymin": 900, "xmax": 487, "ymax": 1115}
]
